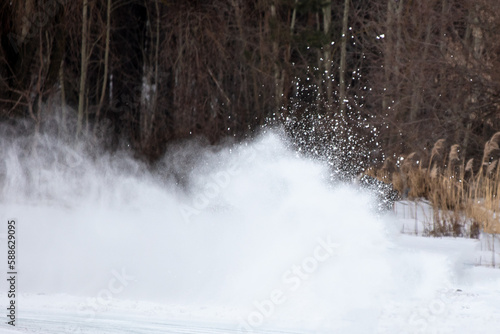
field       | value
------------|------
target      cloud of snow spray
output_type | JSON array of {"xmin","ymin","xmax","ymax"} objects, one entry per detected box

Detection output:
[{"xmin": 0, "ymin": 115, "xmax": 458, "ymax": 333}]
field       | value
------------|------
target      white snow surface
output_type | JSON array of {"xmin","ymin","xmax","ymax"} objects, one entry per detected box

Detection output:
[{"xmin": 0, "ymin": 132, "xmax": 499, "ymax": 333}]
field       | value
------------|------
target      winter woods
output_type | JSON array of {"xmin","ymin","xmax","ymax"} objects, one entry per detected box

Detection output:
[{"xmin": 1, "ymin": 0, "xmax": 500, "ymax": 163}]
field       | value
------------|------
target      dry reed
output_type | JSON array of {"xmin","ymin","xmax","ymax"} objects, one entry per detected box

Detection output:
[{"xmin": 371, "ymin": 134, "xmax": 500, "ymax": 238}]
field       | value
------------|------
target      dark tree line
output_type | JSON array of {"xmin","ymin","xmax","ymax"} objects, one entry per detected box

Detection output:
[{"xmin": 1, "ymin": 0, "xmax": 500, "ymax": 167}]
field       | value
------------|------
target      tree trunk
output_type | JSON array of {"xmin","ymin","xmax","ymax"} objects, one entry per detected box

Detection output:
[
  {"xmin": 394, "ymin": 0, "xmax": 403, "ymax": 105},
  {"xmin": 409, "ymin": 20, "xmax": 432, "ymax": 121},
  {"xmin": 339, "ymin": 0, "xmax": 350, "ymax": 115},
  {"xmin": 463, "ymin": 3, "xmax": 484, "ymax": 159},
  {"xmin": 270, "ymin": 1, "xmax": 282, "ymax": 109},
  {"xmin": 95, "ymin": 0, "xmax": 111, "ymax": 132},
  {"xmin": 60, "ymin": 60, "xmax": 66, "ymax": 113},
  {"xmin": 383, "ymin": 0, "xmax": 394, "ymax": 113},
  {"xmin": 322, "ymin": 0, "xmax": 333, "ymax": 107},
  {"xmin": 77, "ymin": 0, "xmax": 89, "ymax": 138},
  {"xmin": 150, "ymin": 0, "xmax": 160, "ymax": 139}
]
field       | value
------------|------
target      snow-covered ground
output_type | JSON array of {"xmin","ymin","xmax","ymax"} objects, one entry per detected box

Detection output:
[
  {"xmin": 1, "ymin": 132, "xmax": 500, "ymax": 333},
  {"xmin": 394, "ymin": 200, "xmax": 500, "ymax": 268}
]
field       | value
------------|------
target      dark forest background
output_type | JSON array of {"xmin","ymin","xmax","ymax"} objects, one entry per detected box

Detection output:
[{"xmin": 1, "ymin": 0, "xmax": 500, "ymax": 170}]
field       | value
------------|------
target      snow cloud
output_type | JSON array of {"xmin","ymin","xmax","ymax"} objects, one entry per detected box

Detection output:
[{"xmin": 0, "ymin": 124, "xmax": 468, "ymax": 332}]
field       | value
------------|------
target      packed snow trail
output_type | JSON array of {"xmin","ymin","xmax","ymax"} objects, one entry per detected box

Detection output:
[
  {"xmin": 1, "ymin": 132, "xmax": 500, "ymax": 333},
  {"xmin": 4, "ymin": 310, "xmax": 306, "ymax": 333}
]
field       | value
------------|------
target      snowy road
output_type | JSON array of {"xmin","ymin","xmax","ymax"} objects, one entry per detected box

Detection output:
[
  {"xmin": 2, "ymin": 278, "xmax": 500, "ymax": 334},
  {"xmin": 3, "ymin": 234, "xmax": 500, "ymax": 334},
  {"xmin": 13, "ymin": 314, "xmax": 248, "ymax": 334},
  {"xmin": 3, "ymin": 310, "xmax": 304, "ymax": 334}
]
